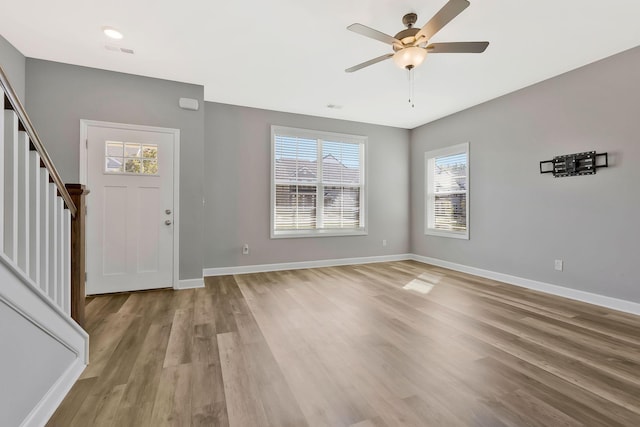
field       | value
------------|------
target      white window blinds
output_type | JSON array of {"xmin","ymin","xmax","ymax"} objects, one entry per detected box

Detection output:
[
  {"xmin": 272, "ymin": 127, "xmax": 366, "ymax": 237},
  {"xmin": 274, "ymin": 136, "xmax": 318, "ymax": 231},
  {"xmin": 426, "ymin": 143, "xmax": 469, "ymax": 239}
]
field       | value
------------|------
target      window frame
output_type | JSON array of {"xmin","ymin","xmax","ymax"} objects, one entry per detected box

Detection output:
[
  {"xmin": 270, "ymin": 125, "xmax": 368, "ymax": 239},
  {"xmin": 104, "ymin": 140, "xmax": 160, "ymax": 176},
  {"xmin": 425, "ymin": 142, "xmax": 470, "ymax": 240}
]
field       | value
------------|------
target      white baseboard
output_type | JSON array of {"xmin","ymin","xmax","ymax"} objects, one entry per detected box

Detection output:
[
  {"xmin": 410, "ymin": 254, "xmax": 640, "ymax": 316},
  {"xmin": 203, "ymin": 254, "xmax": 412, "ymax": 276},
  {"xmin": 21, "ymin": 357, "xmax": 86, "ymax": 427},
  {"xmin": 176, "ymin": 278, "xmax": 205, "ymax": 290},
  {"xmin": 202, "ymin": 253, "xmax": 640, "ymax": 316}
]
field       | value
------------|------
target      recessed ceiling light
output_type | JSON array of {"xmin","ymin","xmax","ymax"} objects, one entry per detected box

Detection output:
[{"xmin": 102, "ymin": 26, "xmax": 123, "ymax": 40}]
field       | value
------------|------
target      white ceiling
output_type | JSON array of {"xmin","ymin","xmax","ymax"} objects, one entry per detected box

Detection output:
[{"xmin": 2, "ymin": 1, "xmax": 640, "ymax": 129}]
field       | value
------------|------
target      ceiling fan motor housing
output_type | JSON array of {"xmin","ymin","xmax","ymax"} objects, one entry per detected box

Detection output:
[
  {"xmin": 393, "ymin": 27, "xmax": 421, "ymax": 51},
  {"xmin": 393, "ymin": 13, "xmax": 422, "ymax": 51}
]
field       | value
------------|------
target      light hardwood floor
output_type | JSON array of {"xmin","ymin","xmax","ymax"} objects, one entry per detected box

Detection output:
[{"xmin": 47, "ymin": 261, "xmax": 640, "ymax": 426}]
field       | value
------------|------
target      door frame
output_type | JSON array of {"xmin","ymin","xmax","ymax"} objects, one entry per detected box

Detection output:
[{"xmin": 79, "ymin": 119, "xmax": 180, "ymax": 290}]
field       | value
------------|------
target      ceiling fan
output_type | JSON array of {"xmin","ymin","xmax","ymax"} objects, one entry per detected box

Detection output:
[{"xmin": 345, "ymin": 0, "xmax": 489, "ymax": 73}]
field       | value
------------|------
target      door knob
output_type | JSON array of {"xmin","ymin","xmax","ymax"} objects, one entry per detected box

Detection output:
[
  {"xmin": 165, "ymin": 220, "xmax": 172, "ymax": 225},
  {"xmin": 165, "ymin": 209, "xmax": 172, "ymax": 215}
]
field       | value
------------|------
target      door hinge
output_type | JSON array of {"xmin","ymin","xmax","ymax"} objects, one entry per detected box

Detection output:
[
  {"xmin": 86, "ymin": 139, "xmax": 88, "ymax": 149},
  {"xmin": 85, "ymin": 272, "xmax": 87, "ymax": 282}
]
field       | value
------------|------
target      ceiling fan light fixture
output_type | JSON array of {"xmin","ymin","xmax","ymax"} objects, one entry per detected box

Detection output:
[{"xmin": 393, "ymin": 46, "xmax": 427, "ymax": 70}]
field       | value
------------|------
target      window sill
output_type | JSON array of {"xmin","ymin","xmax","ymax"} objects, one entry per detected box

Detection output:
[
  {"xmin": 425, "ymin": 228, "xmax": 469, "ymax": 240},
  {"xmin": 271, "ymin": 229, "xmax": 368, "ymax": 239}
]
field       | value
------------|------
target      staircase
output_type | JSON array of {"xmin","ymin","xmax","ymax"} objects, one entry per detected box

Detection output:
[{"xmin": 0, "ymin": 65, "xmax": 89, "ymax": 426}]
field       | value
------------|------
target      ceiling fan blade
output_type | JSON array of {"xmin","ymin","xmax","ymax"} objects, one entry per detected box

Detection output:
[
  {"xmin": 347, "ymin": 23, "xmax": 401, "ymax": 46},
  {"xmin": 415, "ymin": 0, "xmax": 470, "ymax": 43},
  {"xmin": 427, "ymin": 41, "xmax": 489, "ymax": 53},
  {"xmin": 345, "ymin": 53, "xmax": 394, "ymax": 73}
]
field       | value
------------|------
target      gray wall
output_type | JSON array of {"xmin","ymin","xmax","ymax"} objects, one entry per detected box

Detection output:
[
  {"xmin": 204, "ymin": 102, "xmax": 410, "ymax": 268},
  {"xmin": 13, "ymin": 38, "xmax": 640, "ymax": 304},
  {"xmin": 0, "ymin": 34, "xmax": 26, "ymax": 104},
  {"xmin": 410, "ymin": 46, "xmax": 640, "ymax": 303},
  {"xmin": 25, "ymin": 59, "xmax": 205, "ymax": 280}
]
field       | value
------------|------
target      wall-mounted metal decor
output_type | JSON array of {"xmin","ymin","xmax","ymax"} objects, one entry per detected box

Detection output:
[{"xmin": 540, "ymin": 151, "xmax": 608, "ymax": 178}]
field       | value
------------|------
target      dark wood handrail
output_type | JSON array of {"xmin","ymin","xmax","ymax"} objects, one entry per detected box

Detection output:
[{"xmin": 0, "ymin": 65, "xmax": 77, "ymax": 217}]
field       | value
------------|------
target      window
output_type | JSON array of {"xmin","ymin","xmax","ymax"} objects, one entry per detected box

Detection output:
[
  {"xmin": 105, "ymin": 141, "xmax": 158, "ymax": 175},
  {"xmin": 425, "ymin": 142, "xmax": 469, "ymax": 239},
  {"xmin": 271, "ymin": 126, "xmax": 366, "ymax": 238}
]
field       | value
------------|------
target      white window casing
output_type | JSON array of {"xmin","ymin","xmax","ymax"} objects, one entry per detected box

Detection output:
[{"xmin": 271, "ymin": 126, "xmax": 367, "ymax": 238}]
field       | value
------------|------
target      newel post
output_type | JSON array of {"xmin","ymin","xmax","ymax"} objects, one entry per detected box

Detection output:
[{"xmin": 65, "ymin": 184, "xmax": 89, "ymax": 328}]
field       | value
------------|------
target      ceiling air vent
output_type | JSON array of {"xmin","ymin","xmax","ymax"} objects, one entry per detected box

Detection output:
[{"xmin": 105, "ymin": 45, "xmax": 135, "ymax": 54}]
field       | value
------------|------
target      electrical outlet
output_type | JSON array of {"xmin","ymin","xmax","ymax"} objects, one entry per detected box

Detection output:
[
  {"xmin": 242, "ymin": 244, "xmax": 249, "ymax": 255},
  {"xmin": 382, "ymin": 239, "xmax": 387, "ymax": 247},
  {"xmin": 554, "ymin": 259, "xmax": 563, "ymax": 271}
]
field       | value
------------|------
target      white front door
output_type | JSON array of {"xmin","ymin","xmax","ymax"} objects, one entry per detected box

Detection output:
[{"xmin": 85, "ymin": 123, "xmax": 178, "ymax": 294}]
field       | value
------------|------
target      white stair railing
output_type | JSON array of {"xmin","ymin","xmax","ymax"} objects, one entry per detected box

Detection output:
[
  {"xmin": 1, "ymin": 66, "xmax": 77, "ymax": 317},
  {"xmin": 1, "ymin": 64, "xmax": 89, "ymax": 427}
]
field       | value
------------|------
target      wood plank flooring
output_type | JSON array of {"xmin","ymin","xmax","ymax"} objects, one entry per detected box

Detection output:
[{"xmin": 47, "ymin": 261, "xmax": 640, "ymax": 426}]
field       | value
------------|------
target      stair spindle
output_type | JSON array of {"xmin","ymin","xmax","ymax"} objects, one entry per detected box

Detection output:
[
  {"xmin": 17, "ymin": 131, "xmax": 30, "ymax": 273},
  {"xmin": 3, "ymin": 109, "xmax": 19, "ymax": 260},
  {"xmin": 28, "ymin": 150, "xmax": 41, "ymax": 284}
]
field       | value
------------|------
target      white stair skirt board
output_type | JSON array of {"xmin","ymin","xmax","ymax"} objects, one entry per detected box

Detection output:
[
  {"xmin": 203, "ymin": 254, "xmax": 413, "ymax": 276},
  {"xmin": 0, "ymin": 253, "xmax": 89, "ymax": 359},
  {"xmin": 176, "ymin": 278, "xmax": 205, "ymax": 290},
  {"xmin": 410, "ymin": 254, "xmax": 640, "ymax": 316},
  {"xmin": 20, "ymin": 358, "xmax": 85, "ymax": 427},
  {"xmin": 1, "ymin": 252, "xmax": 88, "ymax": 427}
]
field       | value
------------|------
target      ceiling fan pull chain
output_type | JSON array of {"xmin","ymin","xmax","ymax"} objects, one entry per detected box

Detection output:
[{"xmin": 408, "ymin": 68, "xmax": 415, "ymax": 108}]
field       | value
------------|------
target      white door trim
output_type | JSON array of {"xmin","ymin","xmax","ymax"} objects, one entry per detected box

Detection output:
[{"xmin": 79, "ymin": 120, "xmax": 180, "ymax": 290}]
